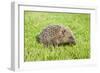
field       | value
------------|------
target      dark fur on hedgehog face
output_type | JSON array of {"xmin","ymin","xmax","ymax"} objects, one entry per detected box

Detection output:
[{"xmin": 59, "ymin": 28, "xmax": 76, "ymax": 45}]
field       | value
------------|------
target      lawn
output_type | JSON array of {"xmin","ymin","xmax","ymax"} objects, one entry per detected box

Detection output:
[{"xmin": 24, "ymin": 11, "xmax": 90, "ymax": 62}]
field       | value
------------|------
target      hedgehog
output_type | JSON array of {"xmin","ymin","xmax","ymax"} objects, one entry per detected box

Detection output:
[{"xmin": 36, "ymin": 24, "xmax": 76, "ymax": 47}]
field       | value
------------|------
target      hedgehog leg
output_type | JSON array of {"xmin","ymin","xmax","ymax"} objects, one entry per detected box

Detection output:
[
  {"xmin": 43, "ymin": 41, "xmax": 52, "ymax": 47},
  {"xmin": 43, "ymin": 42, "xmax": 49, "ymax": 47},
  {"xmin": 54, "ymin": 43, "xmax": 58, "ymax": 48},
  {"xmin": 51, "ymin": 40, "xmax": 58, "ymax": 48}
]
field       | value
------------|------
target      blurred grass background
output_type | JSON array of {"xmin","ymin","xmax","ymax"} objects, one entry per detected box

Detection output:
[{"xmin": 24, "ymin": 11, "xmax": 90, "ymax": 62}]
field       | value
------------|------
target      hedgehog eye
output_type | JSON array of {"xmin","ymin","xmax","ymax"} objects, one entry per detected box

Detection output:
[{"xmin": 69, "ymin": 36, "xmax": 73, "ymax": 39}]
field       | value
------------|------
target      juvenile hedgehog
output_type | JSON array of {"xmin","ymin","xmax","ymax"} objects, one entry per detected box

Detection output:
[{"xmin": 36, "ymin": 24, "xmax": 76, "ymax": 47}]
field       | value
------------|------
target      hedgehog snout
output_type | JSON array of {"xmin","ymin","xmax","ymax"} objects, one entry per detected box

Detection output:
[{"xmin": 68, "ymin": 36, "xmax": 76, "ymax": 45}]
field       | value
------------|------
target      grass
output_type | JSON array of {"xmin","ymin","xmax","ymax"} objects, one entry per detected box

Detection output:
[{"xmin": 24, "ymin": 11, "xmax": 90, "ymax": 62}]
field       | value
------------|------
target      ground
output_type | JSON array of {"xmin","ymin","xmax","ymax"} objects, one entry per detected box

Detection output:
[{"xmin": 24, "ymin": 11, "xmax": 90, "ymax": 61}]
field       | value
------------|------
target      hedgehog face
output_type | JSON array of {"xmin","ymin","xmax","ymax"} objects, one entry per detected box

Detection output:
[{"xmin": 61, "ymin": 29, "xmax": 76, "ymax": 45}]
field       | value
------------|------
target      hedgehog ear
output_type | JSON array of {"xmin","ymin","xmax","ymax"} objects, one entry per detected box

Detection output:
[{"xmin": 62, "ymin": 29, "xmax": 66, "ymax": 35}]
